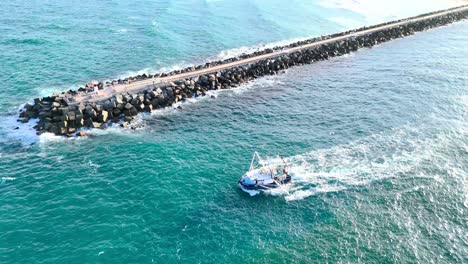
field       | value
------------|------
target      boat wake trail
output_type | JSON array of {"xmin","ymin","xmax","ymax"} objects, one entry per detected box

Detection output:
[{"xmin": 262, "ymin": 124, "xmax": 462, "ymax": 201}]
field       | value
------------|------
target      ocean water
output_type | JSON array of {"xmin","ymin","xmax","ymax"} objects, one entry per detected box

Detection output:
[{"xmin": 0, "ymin": 0, "xmax": 467, "ymax": 263}]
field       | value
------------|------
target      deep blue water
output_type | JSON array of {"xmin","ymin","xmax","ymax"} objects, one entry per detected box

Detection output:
[{"xmin": 0, "ymin": 1, "xmax": 467, "ymax": 263}]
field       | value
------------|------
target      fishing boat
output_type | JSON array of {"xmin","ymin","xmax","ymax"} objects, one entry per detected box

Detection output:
[{"xmin": 238, "ymin": 152, "xmax": 291, "ymax": 193}]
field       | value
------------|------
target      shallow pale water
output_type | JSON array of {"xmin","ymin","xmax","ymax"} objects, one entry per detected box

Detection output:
[{"xmin": 0, "ymin": 0, "xmax": 467, "ymax": 263}]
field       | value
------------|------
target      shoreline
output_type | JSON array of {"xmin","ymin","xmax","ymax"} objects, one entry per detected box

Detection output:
[{"xmin": 17, "ymin": 5, "xmax": 468, "ymax": 136}]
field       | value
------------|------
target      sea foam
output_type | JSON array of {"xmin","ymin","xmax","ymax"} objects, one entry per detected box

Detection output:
[{"xmin": 258, "ymin": 122, "xmax": 458, "ymax": 201}]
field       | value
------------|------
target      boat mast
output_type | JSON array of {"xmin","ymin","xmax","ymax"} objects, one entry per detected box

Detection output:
[{"xmin": 249, "ymin": 152, "xmax": 257, "ymax": 171}]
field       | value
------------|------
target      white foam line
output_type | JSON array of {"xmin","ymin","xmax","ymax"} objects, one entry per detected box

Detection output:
[
  {"xmin": 209, "ymin": 37, "xmax": 310, "ymax": 62},
  {"xmin": 1, "ymin": 177, "xmax": 16, "ymax": 181},
  {"xmin": 27, "ymin": 34, "xmax": 305, "ymax": 100},
  {"xmin": 2, "ymin": 115, "xmax": 40, "ymax": 146}
]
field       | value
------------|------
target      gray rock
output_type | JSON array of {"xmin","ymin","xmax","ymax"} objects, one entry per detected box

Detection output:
[
  {"xmin": 124, "ymin": 103, "xmax": 133, "ymax": 110},
  {"xmin": 130, "ymin": 98, "xmax": 140, "ymax": 105},
  {"xmin": 166, "ymin": 88, "xmax": 174, "ymax": 98},
  {"xmin": 115, "ymin": 94, "xmax": 124, "ymax": 104},
  {"xmin": 151, "ymin": 98, "xmax": 159, "ymax": 108},
  {"xmin": 67, "ymin": 111, "xmax": 76, "ymax": 121},
  {"xmin": 98, "ymin": 110, "xmax": 109, "ymax": 123},
  {"xmin": 144, "ymin": 105, "xmax": 153, "ymax": 112},
  {"xmin": 95, "ymin": 104, "xmax": 103, "ymax": 112},
  {"xmin": 148, "ymin": 90, "xmax": 156, "ymax": 98}
]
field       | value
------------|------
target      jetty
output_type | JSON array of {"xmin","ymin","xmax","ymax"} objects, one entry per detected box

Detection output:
[{"xmin": 18, "ymin": 5, "xmax": 468, "ymax": 136}]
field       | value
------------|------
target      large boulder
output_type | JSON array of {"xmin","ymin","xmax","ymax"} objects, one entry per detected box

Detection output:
[
  {"xmin": 136, "ymin": 104, "xmax": 145, "ymax": 111},
  {"xmin": 95, "ymin": 104, "xmax": 103, "ymax": 112},
  {"xmin": 84, "ymin": 106, "xmax": 97, "ymax": 119},
  {"xmin": 115, "ymin": 94, "xmax": 124, "ymax": 104},
  {"xmin": 151, "ymin": 98, "xmax": 160, "ymax": 108},
  {"xmin": 113, "ymin": 109, "xmax": 122, "ymax": 116},
  {"xmin": 124, "ymin": 103, "xmax": 133, "ymax": 110},
  {"xmin": 98, "ymin": 110, "xmax": 109, "ymax": 123},
  {"xmin": 123, "ymin": 106, "xmax": 138, "ymax": 116},
  {"xmin": 60, "ymin": 107, "xmax": 69, "ymax": 115},
  {"xmin": 24, "ymin": 103, "xmax": 34, "ymax": 111},
  {"xmin": 166, "ymin": 88, "xmax": 174, "ymax": 99},
  {"xmin": 144, "ymin": 105, "xmax": 153, "ymax": 112},
  {"xmin": 148, "ymin": 90, "xmax": 157, "ymax": 98},
  {"xmin": 130, "ymin": 98, "xmax": 140, "ymax": 105},
  {"xmin": 67, "ymin": 111, "xmax": 76, "ymax": 121}
]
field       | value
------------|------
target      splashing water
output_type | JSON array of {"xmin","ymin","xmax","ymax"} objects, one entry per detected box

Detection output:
[{"xmin": 258, "ymin": 123, "xmax": 462, "ymax": 201}]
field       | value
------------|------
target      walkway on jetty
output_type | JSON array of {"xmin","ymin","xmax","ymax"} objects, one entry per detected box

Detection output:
[
  {"xmin": 21, "ymin": 4, "xmax": 468, "ymax": 135},
  {"xmin": 75, "ymin": 4, "xmax": 468, "ymax": 104}
]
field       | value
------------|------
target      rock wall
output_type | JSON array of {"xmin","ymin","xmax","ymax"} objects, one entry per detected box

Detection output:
[{"xmin": 18, "ymin": 7, "xmax": 468, "ymax": 136}]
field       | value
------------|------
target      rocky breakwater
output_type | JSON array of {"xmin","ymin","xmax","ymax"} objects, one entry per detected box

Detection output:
[{"xmin": 18, "ymin": 6, "xmax": 468, "ymax": 136}]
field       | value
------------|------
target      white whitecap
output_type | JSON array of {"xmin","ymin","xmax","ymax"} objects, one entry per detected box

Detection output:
[{"xmin": 1, "ymin": 177, "xmax": 16, "ymax": 181}]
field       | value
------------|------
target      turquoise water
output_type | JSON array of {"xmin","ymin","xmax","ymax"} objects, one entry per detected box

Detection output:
[{"xmin": 1, "ymin": 0, "xmax": 467, "ymax": 263}]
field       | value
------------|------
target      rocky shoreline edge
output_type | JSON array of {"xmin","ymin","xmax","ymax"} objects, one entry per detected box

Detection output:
[{"xmin": 17, "ymin": 6, "xmax": 468, "ymax": 137}]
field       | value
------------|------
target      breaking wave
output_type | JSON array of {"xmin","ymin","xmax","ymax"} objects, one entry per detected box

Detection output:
[
  {"xmin": 209, "ymin": 37, "xmax": 309, "ymax": 62},
  {"xmin": 114, "ymin": 36, "xmax": 306, "ymax": 85}
]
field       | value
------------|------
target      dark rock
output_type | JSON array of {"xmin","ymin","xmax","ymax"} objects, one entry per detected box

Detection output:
[
  {"xmin": 67, "ymin": 111, "xmax": 76, "ymax": 121},
  {"xmin": 19, "ymin": 7, "xmax": 468, "ymax": 136},
  {"xmin": 124, "ymin": 103, "xmax": 133, "ymax": 110}
]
